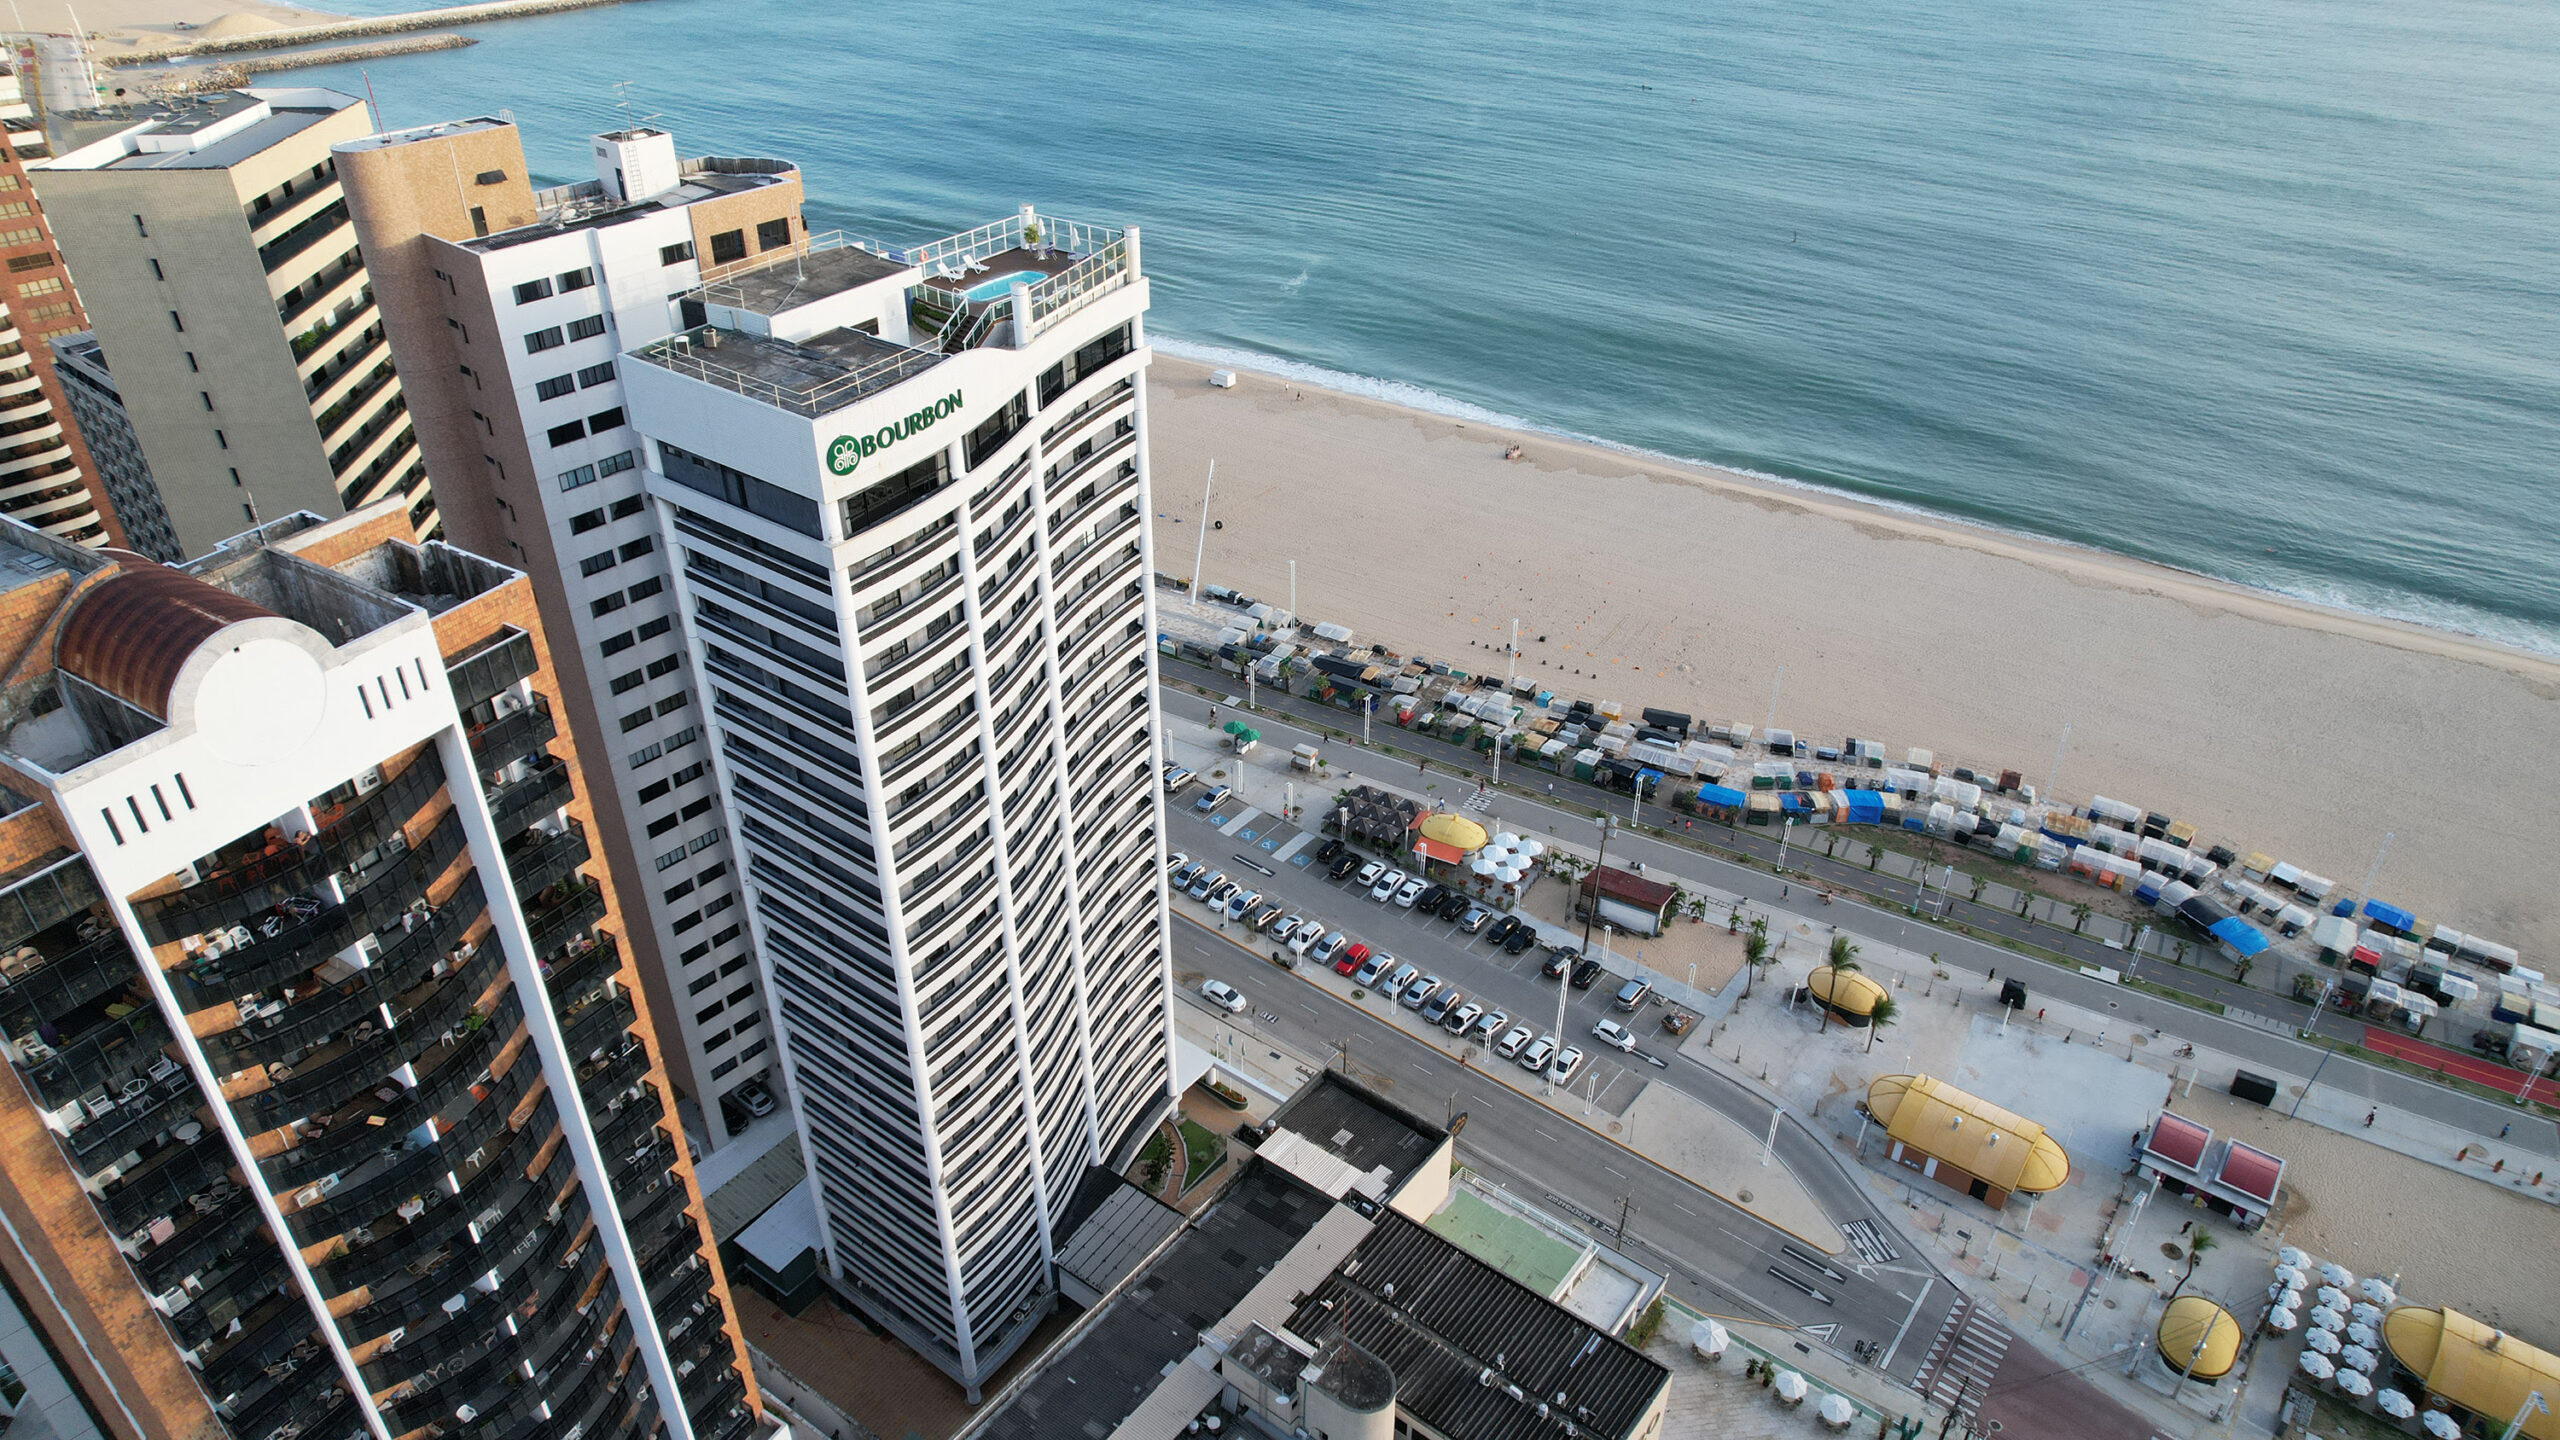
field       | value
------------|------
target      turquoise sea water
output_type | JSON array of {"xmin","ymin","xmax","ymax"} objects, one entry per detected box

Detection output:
[{"xmin": 290, "ymin": 0, "xmax": 2560, "ymax": 653}]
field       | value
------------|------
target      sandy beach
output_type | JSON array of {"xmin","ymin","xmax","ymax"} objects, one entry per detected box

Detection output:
[
  {"xmin": 15, "ymin": 1, "xmax": 350, "ymax": 55},
  {"xmin": 1144, "ymin": 354, "xmax": 2560, "ymax": 957}
]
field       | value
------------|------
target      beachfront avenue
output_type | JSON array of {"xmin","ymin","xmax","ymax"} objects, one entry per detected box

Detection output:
[{"xmin": 828, "ymin": 390, "xmax": 967, "ymax": 474}]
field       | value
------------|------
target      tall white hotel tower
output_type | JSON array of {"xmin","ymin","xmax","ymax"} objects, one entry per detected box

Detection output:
[
  {"xmin": 336, "ymin": 118, "xmax": 1175, "ymax": 1395},
  {"xmin": 623, "ymin": 209, "xmax": 1175, "ymax": 1395}
]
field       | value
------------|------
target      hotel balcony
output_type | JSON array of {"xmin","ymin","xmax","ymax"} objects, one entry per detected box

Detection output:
[{"xmin": 466, "ymin": 690, "xmax": 557, "ymax": 770}]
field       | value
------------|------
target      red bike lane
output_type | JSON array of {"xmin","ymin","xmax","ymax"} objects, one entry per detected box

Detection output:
[{"xmin": 2361, "ymin": 1027, "xmax": 2557, "ymax": 1106}]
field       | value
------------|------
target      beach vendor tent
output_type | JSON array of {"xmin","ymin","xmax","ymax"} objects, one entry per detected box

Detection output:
[
  {"xmin": 1690, "ymin": 783, "xmax": 1747, "ymax": 819},
  {"xmin": 2209, "ymin": 917, "xmax": 2271, "ymax": 960}
]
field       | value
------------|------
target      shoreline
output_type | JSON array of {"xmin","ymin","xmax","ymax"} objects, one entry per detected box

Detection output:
[
  {"xmin": 1153, "ymin": 340, "xmax": 2556, "ymax": 673},
  {"xmin": 1142, "ymin": 351, "xmax": 2560, "ymax": 954}
]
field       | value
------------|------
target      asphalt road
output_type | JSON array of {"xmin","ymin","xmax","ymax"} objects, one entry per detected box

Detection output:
[{"xmin": 1161, "ymin": 669, "xmax": 2558, "ymax": 1158}]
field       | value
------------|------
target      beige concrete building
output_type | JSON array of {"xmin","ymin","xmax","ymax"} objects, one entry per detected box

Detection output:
[
  {"xmin": 333, "ymin": 115, "xmax": 803, "ymax": 1151},
  {"xmin": 32, "ymin": 89, "xmax": 435, "ymax": 558}
]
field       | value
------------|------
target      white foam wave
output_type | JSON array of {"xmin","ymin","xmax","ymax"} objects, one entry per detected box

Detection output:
[{"xmin": 1150, "ymin": 336, "xmax": 2560, "ymax": 661}]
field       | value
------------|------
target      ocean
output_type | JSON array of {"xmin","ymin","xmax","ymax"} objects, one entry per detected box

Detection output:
[{"xmin": 287, "ymin": 0, "xmax": 2560, "ymax": 654}]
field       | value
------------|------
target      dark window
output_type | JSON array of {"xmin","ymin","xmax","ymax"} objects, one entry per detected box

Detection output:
[
  {"xmin": 184, "ymin": 352, "xmax": 198, "ymax": 372},
  {"xmin": 664, "ymin": 877, "xmax": 696, "ymax": 902},
  {"xmin": 756, "ymin": 218, "xmax": 791, "ymax": 251},
  {"xmin": 647, "ymin": 655, "xmax": 682, "ymax": 679},
  {"xmin": 514, "ymin": 277, "xmax": 554, "ymax": 304},
  {"xmin": 964, "ymin": 392, "xmax": 1028, "ymax": 469},
  {"xmin": 547, "ymin": 420, "xmax": 586, "ymax": 447},
  {"xmin": 470, "ymin": 206, "xmax": 488, "ymax": 237},
  {"xmin": 214, "ymin": 430, "xmax": 227, "ymax": 450},
  {"xmin": 840, "ymin": 450, "xmax": 951, "ymax": 539},
  {"xmin": 638, "ymin": 616, "xmax": 672, "ymax": 641},
  {"xmin": 133, "ymin": 215, "xmax": 148, "ymax": 237},
  {"xmin": 168, "ymin": 310, "xmax": 184, "ymax": 333},
  {"xmin": 568, "ymin": 314, "xmax": 606, "ymax": 341},
  {"xmin": 535, "ymin": 374, "xmax": 576, "ymax": 401},
  {"xmin": 598, "ymin": 449, "xmax": 637, "ymax": 477},
  {"xmin": 558, "ymin": 266, "xmax": 595, "ymax": 291},
  {"xmin": 199, "ymin": 391, "xmax": 214, "ymax": 412},
  {"xmin": 145, "ymin": 257, "xmax": 161, "ymax": 280},
  {"xmin": 476, "ymin": 169, "xmax": 508, "ymax": 185},
  {"xmin": 609, "ymin": 495, "xmax": 644, "ymax": 519},
  {"xmin": 708, "ymin": 229, "xmax": 747, "ymax": 264},
  {"xmin": 626, "ymin": 576, "xmax": 664, "ymax": 602},
  {"xmin": 610, "ymin": 670, "xmax": 646, "ymax": 695},
  {"xmin": 587, "ymin": 406, "xmax": 625, "ymax": 433},
  {"xmin": 591, "ymin": 592, "xmax": 628, "ymax": 618},
  {"xmin": 524, "ymin": 326, "xmax": 565, "ymax": 353},
  {"xmin": 638, "ymin": 779, "xmax": 672, "ymax": 803},
  {"xmin": 569, "ymin": 508, "xmax": 607, "ymax": 534},
  {"xmin": 600, "ymin": 630, "xmax": 636, "ymax": 655},
  {"xmin": 228, "ymin": 468, "xmax": 242, "ymax": 487},
  {"xmin": 660, "ymin": 240, "xmax": 694, "ymax": 265},
  {"xmin": 621, "ymin": 708, "xmax": 652, "ymax": 732},
  {"xmin": 618, "ymin": 535, "xmax": 654, "ymax": 561},
  {"xmin": 577, "ymin": 360, "xmax": 616, "ymax": 387},
  {"xmin": 580, "ymin": 551, "xmax": 619, "ymax": 577},
  {"xmin": 658, "ymin": 440, "xmax": 820, "ymax": 538},
  {"xmin": 655, "ymin": 693, "xmax": 690, "ymax": 716}
]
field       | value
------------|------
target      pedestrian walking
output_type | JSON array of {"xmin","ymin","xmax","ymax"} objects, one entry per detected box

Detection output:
[
  {"xmin": 2179, "ymin": 1220, "xmax": 2192, "ymax": 1236},
  {"xmin": 2036, "ymin": 1008, "xmax": 2045, "ymax": 1022},
  {"xmin": 1987, "ymin": 968, "xmax": 1996, "ymax": 982},
  {"xmin": 2500, "ymin": 1123, "xmax": 2511, "ymax": 1138},
  {"xmin": 1209, "ymin": 704, "xmax": 1220, "ymax": 721},
  {"xmin": 2364, "ymin": 1109, "xmax": 2377, "ymax": 1128},
  {"xmin": 1781, "ymin": 884, "xmax": 1790, "ymax": 900}
]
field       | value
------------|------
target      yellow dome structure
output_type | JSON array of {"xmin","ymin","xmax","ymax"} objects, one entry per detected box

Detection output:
[
  {"xmin": 1807, "ymin": 966, "xmax": 1890, "ymax": 1020},
  {"xmin": 2157, "ymin": 1297, "xmax": 2241, "ymax": 1380},
  {"xmin": 2382, "ymin": 1307, "xmax": 2560, "ymax": 1440},
  {"xmin": 1416, "ymin": 812, "xmax": 1488, "ymax": 854},
  {"xmin": 1864, "ymin": 1074, "xmax": 2071, "ymax": 1207}
]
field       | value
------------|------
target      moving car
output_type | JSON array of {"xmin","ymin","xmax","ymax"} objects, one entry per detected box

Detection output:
[
  {"xmin": 1200, "ymin": 979, "xmax": 1246, "ymax": 1013},
  {"xmin": 1469, "ymin": 1008, "xmax": 1510, "ymax": 1043},
  {"xmin": 1400, "ymin": 973, "xmax": 1442, "ymax": 1009},
  {"xmin": 1570, "ymin": 958, "xmax": 1604, "ymax": 990},
  {"xmin": 1444, "ymin": 1001, "xmax": 1483, "ymax": 1035},
  {"xmin": 1519, "ymin": 1035, "xmax": 1558, "ymax": 1072},
  {"xmin": 1495, "ymin": 1025, "xmax": 1534, "ymax": 1059},
  {"xmin": 1458, "ymin": 905, "xmax": 1493, "ymax": 934},
  {"xmin": 1194, "ymin": 785, "xmax": 1232, "ymax": 811},
  {"xmin": 1549, "ymin": 1045, "xmax": 1586, "ymax": 1082},
  {"xmin": 1369, "ymin": 868, "xmax": 1407, "ymax": 903},
  {"xmin": 1392, "ymin": 877, "xmax": 1427, "ymax": 908},
  {"xmin": 1354, "ymin": 860, "xmax": 1387, "ymax": 889},
  {"xmin": 1329, "ymin": 854, "xmax": 1363, "ymax": 881},
  {"xmin": 1592, "ymin": 1019, "xmax": 1637, "ymax": 1052}
]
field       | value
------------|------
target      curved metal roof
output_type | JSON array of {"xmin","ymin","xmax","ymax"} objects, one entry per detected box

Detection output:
[
  {"xmin": 2158, "ymin": 1297, "xmax": 2241, "ymax": 1380},
  {"xmin": 55, "ymin": 555, "xmax": 277, "ymax": 718},
  {"xmin": 2383, "ymin": 1307, "xmax": 2560, "ymax": 1440},
  {"xmin": 1808, "ymin": 966, "xmax": 1891, "ymax": 1017},
  {"xmin": 1866, "ymin": 1073, "xmax": 2071, "ymax": 1195}
]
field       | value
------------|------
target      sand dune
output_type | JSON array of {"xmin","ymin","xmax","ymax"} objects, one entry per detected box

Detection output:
[{"xmin": 1143, "ymin": 354, "xmax": 2560, "ymax": 957}]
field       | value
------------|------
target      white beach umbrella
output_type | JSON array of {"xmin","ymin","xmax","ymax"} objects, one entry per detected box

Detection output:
[
  {"xmin": 2310, "ymin": 1305, "xmax": 2347, "ymax": 1332},
  {"xmin": 2264, "ymin": 1308, "xmax": 2298, "ymax": 1334},
  {"xmin": 2424, "ymin": 1409, "xmax": 2463, "ymax": 1439},
  {"xmin": 1492, "ymin": 831, "xmax": 1520, "ymax": 849},
  {"xmin": 2268, "ymin": 1280, "xmax": 2297, "ymax": 1303},
  {"xmin": 1516, "ymin": 838, "xmax": 1546, "ymax": 859},
  {"xmin": 1817, "ymin": 1393, "xmax": 1855, "ymax": 1430},
  {"xmin": 2347, "ymin": 1322, "xmax": 2379, "ymax": 1349},
  {"xmin": 2341, "ymin": 1345, "xmax": 2378, "ymax": 1373},
  {"xmin": 2298, "ymin": 1352, "xmax": 2336, "ymax": 1381},
  {"xmin": 2278, "ymin": 1286, "xmax": 2306, "ymax": 1312},
  {"xmin": 2305, "ymin": 1329, "xmax": 2341, "ymax": 1355},
  {"xmin": 1772, "ymin": 1370, "xmax": 1807, "ymax": 1405},
  {"xmin": 2351, "ymin": 1302, "xmax": 2384, "ymax": 1327},
  {"xmin": 2337, "ymin": 1370, "xmax": 2373, "ymax": 1398},
  {"xmin": 1690, "ymin": 1319, "xmax": 1729, "ymax": 1361},
  {"xmin": 2277, "ymin": 1245, "xmax": 2308, "ymax": 1269},
  {"xmin": 2377, "ymin": 1390, "xmax": 2416, "ymax": 1420},
  {"xmin": 2272, "ymin": 1264, "xmax": 2308, "ymax": 1289},
  {"xmin": 2360, "ymin": 1277, "xmax": 2397, "ymax": 1306},
  {"xmin": 1471, "ymin": 857, "xmax": 1498, "ymax": 876},
  {"xmin": 2316, "ymin": 1286, "xmax": 2350, "ymax": 1311},
  {"xmin": 2319, "ymin": 1262, "xmax": 2355, "ymax": 1289}
]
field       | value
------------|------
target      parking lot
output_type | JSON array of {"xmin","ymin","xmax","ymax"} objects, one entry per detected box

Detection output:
[{"xmin": 1169, "ymin": 791, "xmax": 1670, "ymax": 1117}]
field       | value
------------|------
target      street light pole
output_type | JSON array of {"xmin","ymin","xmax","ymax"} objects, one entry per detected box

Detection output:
[
  {"xmin": 1762, "ymin": 1106, "xmax": 1783, "ymax": 1167},
  {"xmin": 2500, "ymin": 1389, "xmax": 2548, "ymax": 1440}
]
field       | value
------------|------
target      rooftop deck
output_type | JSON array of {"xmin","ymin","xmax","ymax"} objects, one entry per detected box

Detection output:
[
  {"xmin": 628, "ymin": 324, "xmax": 945, "ymax": 419},
  {"xmin": 710, "ymin": 243, "xmax": 909, "ymax": 314}
]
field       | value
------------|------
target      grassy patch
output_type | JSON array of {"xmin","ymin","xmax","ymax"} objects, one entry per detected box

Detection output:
[
  {"xmin": 1178, "ymin": 1119, "xmax": 1226, "ymax": 1191},
  {"xmin": 1625, "ymin": 1296, "xmax": 1667, "ymax": 1348},
  {"xmin": 1135, "ymin": 1125, "xmax": 1172, "ymax": 1192},
  {"xmin": 2298, "ymin": 1387, "xmax": 2411, "ymax": 1440}
]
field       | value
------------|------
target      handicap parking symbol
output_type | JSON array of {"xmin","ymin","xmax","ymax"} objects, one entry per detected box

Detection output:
[
  {"xmin": 1259, "ymin": 836, "xmax": 1280, "ymax": 851},
  {"xmin": 1291, "ymin": 853, "xmax": 1315, "ymax": 867},
  {"xmin": 1236, "ymin": 825, "xmax": 1259, "ymax": 842}
]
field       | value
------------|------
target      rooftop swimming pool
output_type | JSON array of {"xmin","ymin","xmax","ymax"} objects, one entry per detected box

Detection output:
[{"xmin": 960, "ymin": 268, "xmax": 1046, "ymax": 302}]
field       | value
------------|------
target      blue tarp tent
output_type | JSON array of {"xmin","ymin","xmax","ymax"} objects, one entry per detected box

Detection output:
[
  {"xmin": 1694, "ymin": 783, "xmax": 1747, "ymax": 810},
  {"xmin": 1845, "ymin": 792, "xmax": 1885, "ymax": 824},
  {"xmin": 2361, "ymin": 899, "xmax": 2416, "ymax": 933},
  {"xmin": 1780, "ymin": 793, "xmax": 1809, "ymax": 814},
  {"xmin": 2209, "ymin": 917, "xmax": 2271, "ymax": 957},
  {"xmin": 2135, "ymin": 877, "xmax": 2164, "ymax": 906}
]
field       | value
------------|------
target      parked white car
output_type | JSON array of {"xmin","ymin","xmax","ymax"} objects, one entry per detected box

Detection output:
[
  {"xmin": 1519, "ymin": 1035, "xmax": 1558, "ymax": 1072},
  {"xmin": 1369, "ymin": 868, "xmax": 1407, "ymax": 903},
  {"xmin": 1549, "ymin": 1045, "xmax": 1586, "ymax": 1082},
  {"xmin": 1392, "ymin": 877, "xmax": 1427, "ymax": 908},
  {"xmin": 1495, "ymin": 1025, "xmax": 1534, "ymax": 1059}
]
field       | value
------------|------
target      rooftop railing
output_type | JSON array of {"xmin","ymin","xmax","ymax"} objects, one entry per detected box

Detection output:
[{"xmin": 634, "ymin": 324, "xmax": 948, "ymax": 418}]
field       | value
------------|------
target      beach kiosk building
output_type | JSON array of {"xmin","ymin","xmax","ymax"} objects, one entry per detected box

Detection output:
[
  {"xmin": 1577, "ymin": 864, "xmax": 1675, "ymax": 936},
  {"xmin": 2380, "ymin": 1307, "xmax": 2560, "ymax": 1440},
  {"xmin": 1864, "ymin": 1074, "xmax": 2070, "ymax": 1208}
]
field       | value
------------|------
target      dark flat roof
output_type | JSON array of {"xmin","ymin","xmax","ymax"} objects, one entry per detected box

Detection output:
[
  {"xmin": 976, "ymin": 1162, "xmax": 1331, "ymax": 1440},
  {"xmin": 716, "ymin": 244, "xmax": 909, "ymax": 313},
  {"xmin": 1263, "ymin": 1071, "xmax": 1446, "ymax": 1191},
  {"xmin": 1287, "ymin": 1213, "xmax": 1668, "ymax": 1440}
]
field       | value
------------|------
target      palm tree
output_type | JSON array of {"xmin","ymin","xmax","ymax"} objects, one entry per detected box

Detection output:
[
  {"xmin": 2167, "ymin": 1228, "xmax": 2217, "ymax": 1301},
  {"xmin": 1741, "ymin": 929, "xmax": 1769, "ymax": 999},
  {"xmin": 1827, "ymin": 934, "xmax": 1862, "ymax": 973},
  {"xmin": 2071, "ymin": 902, "xmax": 2094, "ymax": 934},
  {"xmin": 1864, "ymin": 995, "xmax": 1899, "ymax": 1053}
]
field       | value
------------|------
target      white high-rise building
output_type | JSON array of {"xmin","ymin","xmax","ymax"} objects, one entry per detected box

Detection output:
[{"xmin": 617, "ymin": 212, "xmax": 1174, "ymax": 1394}]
